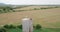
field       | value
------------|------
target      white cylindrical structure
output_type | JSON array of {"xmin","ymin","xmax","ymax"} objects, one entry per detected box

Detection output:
[{"xmin": 22, "ymin": 17, "xmax": 33, "ymax": 32}]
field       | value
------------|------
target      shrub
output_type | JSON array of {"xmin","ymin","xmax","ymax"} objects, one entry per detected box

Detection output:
[
  {"xmin": 10, "ymin": 8, "xmax": 13, "ymax": 10},
  {"xmin": 33, "ymin": 8, "xmax": 40, "ymax": 10},
  {"xmin": 3, "ymin": 24, "xmax": 16, "ymax": 29},
  {"xmin": 40, "ymin": 8, "xmax": 48, "ymax": 9},
  {"xmin": 0, "ymin": 10, "xmax": 2, "ymax": 13},
  {"xmin": 54, "ymin": 6, "xmax": 58, "ymax": 8},
  {"xmin": 0, "ymin": 28, "xmax": 6, "ymax": 32},
  {"xmin": 33, "ymin": 25, "xmax": 35, "ymax": 29},
  {"xmin": 17, "ymin": 24, "xmax": 22, "ymax": 29},
  {"xmin": 33, "ymin": 8, "xmax": 37, "ymax": 10},
  {"xmin": 35, "ymin": 24, "xmax": 42, "ymax": 29},
  {"xmin": 3, "ymin": 9, "xmax": 7, "ymax": 13},
  {"xmin": 12, "ymin": 10, "xmax": 15, "ymax": 12}
]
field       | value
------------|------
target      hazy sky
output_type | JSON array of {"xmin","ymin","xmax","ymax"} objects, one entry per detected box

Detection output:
[{"xmin": 0, "ymin": 0, "xmax": 60, "ymax": 5}]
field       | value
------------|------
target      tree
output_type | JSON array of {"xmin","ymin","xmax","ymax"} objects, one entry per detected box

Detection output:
[
  {"xmin": 35, "ymin": 24, "xmax": 42, "ymax": 29},
  {"xmin": 12, "ymin": 10, "xmax": 15, "ymax": 12},
  {"xmin": 3, "ymin": 24, "xmax": 16, "ymax": 29},
  {"xmin": 0, "ymin": 10, "xmax": 2, "ymax": 13},
  {"xmin": 3, "ymin": 8, "xmax": 7, "ymax": 13},
  {"xmin": 0, "ymin": 28, "xmax": 6, "ymax": 32},
  {"xmin": 34, "ymin": 8, "xmax": 37, "ymax": 10},
  {"xmin": 17, "ymin": 24, "xmax": 22, "ymax": 29},
  {"xmin": 33, "ymin": 25, "xmax": 35, "ymax": 29},
  {"xmin": 5, "ymin": 7, "xmax": 10, "ymax": 12}
]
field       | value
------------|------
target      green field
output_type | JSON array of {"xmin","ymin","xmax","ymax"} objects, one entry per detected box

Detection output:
[{"xmin": 6, "ymin": 28, "xmax": 60, "ymax": 32}]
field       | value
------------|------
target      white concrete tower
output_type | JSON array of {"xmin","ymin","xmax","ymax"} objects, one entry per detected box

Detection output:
[{"xmin": 22, "ymin": 17, "xmax": 33, "ymax": 32}]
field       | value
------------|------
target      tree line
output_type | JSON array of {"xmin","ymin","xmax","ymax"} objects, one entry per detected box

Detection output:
[
  {"xmin": 0, "ymin": 24, "xmax": 42, "ymax": 32},
  {"xmin": 0, "ymin": 7, "xmax": 15, "ymax": 14}
]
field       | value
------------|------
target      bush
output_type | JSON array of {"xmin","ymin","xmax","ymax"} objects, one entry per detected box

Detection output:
[
  {"xmin": 3, "ymin": 9, "xmax": 7, "ymax": 13},
  {"xmin": 40, "ymin": 8, "xmax": 48, "ymax": 9},
  {"xmin": 33, "ymin": 8, "xmax": 40, "ymax": 10},
  {"xmin": 0, "ymin": 10, "xmax": 2, "ymax": 13},
  {"xmin": 35, "ymin": 24, "xmax": 42, "ymax": 29},
  {"xmin": 33, "ymin": 25, "xmax": 35, "ymax": 29},
  {"xmin": 17, "ymin": 24, "xmax": 22, "ymax": 29},
  {"xmin": 0, "ymin": 28, "xmax": 6, "ymax": 32},
  {"xmin": 54, "ymin": 6, "xmax": 58, "ymax": 8},
  {"xmin": 34, "ymin": 8, "xmax": 37, "ymax": 10},
  {"xmin": 12, "ymin": 10, "xmax": 15, "ymax": 12},
  {"xmin": 3, "ymin": 24, "xmax": 16, "ymax": 29}
]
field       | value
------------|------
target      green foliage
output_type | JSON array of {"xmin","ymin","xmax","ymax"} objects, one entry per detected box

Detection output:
[
  {"xmin": 33, "ymin": 6, "xmax": 59, "ymax": 10},
  {"xmin": 0, "ymin": 7, "xmax": 14, "ymax": 13},
  {"xmin": 40, "ymin": 8, "xmax": 48, "ymax": 9},
  {"xmin": 33, "ymin": 8, "xmax": 40, "ymax": 10},
  {"xmin": 3, "ymin": 8, "xmax": 7, "ymax": 13},
  {"xmin": 33, "ymin": 25, "xmax": 35, "ymax": 29},
  {"xmin": 54, "ymin": 6, "xmax": 58, "ymax": 8},
  {"xmin": 0, "ymin": 24, "xmax": 60, "ymax": 32},
  {"xmin": 35, "ymin": 24, "xmax": 42, "ymax": 29},
  {"xmin": 0, "ymin": 10, "xmax": 2, "ymax": 13},
  {"xmin": 17, "ymin": 24, "xmax": 22, "ymax": 29},
  {"xmin": 10, "ymin": 8, "xmax": 13, "ymax": 10},
  {"xmin": 0, "ymin": 28, "xmax": 6, "ymax": 32},
  {"xmin": 34, "ymin": 8, "xmax": 37, "ymax": 10},
  {"xmin": 7, "ymin": 29, "xmax": 22, "ymax": 32},
  {"xmin": 12, "ymin": 10, "xmax": 15, "ymax": 12},
  {"xmin": 3, "ymin": 24, "xmax": 16, "ymax": 29}
]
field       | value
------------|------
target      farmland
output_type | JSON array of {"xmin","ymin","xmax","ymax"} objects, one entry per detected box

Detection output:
[{"xmin": 0, "ymin": 5, "xmax": 60, "ymax": 32}]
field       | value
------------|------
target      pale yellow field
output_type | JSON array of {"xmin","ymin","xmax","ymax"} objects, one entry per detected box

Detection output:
[{"xmin": 0, "ymin": 6, "xmax": 60, "ymax": 28}]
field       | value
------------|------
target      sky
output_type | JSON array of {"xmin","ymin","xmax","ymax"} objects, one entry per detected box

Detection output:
[{"xmin": 0, "ymin": 0, "xmax": 60, "ymax": 5}]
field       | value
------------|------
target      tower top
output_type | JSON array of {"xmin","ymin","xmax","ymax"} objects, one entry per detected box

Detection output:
[{"xmin": 22, "ymin": 16, "xmax": 32, "ymax": 20}]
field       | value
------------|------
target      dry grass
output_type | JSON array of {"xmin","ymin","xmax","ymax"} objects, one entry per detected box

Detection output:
[{"xmin": 0, "ymin": 6, "xmax": 60, "ymax": 28}]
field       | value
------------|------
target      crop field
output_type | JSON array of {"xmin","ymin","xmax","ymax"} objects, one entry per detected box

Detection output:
[{"xmin": 0, "ymin": 6, "xmax": 60, "ymax": 32}]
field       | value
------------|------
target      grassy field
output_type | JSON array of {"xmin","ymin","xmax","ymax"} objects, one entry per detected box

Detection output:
[
  {"xmin": 0, "ymin": 6, "xmax": 60, "ymax": 32},
  {"xmin": 6, "ymin": 28, "xmax": 60, "ymax": 32}
]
